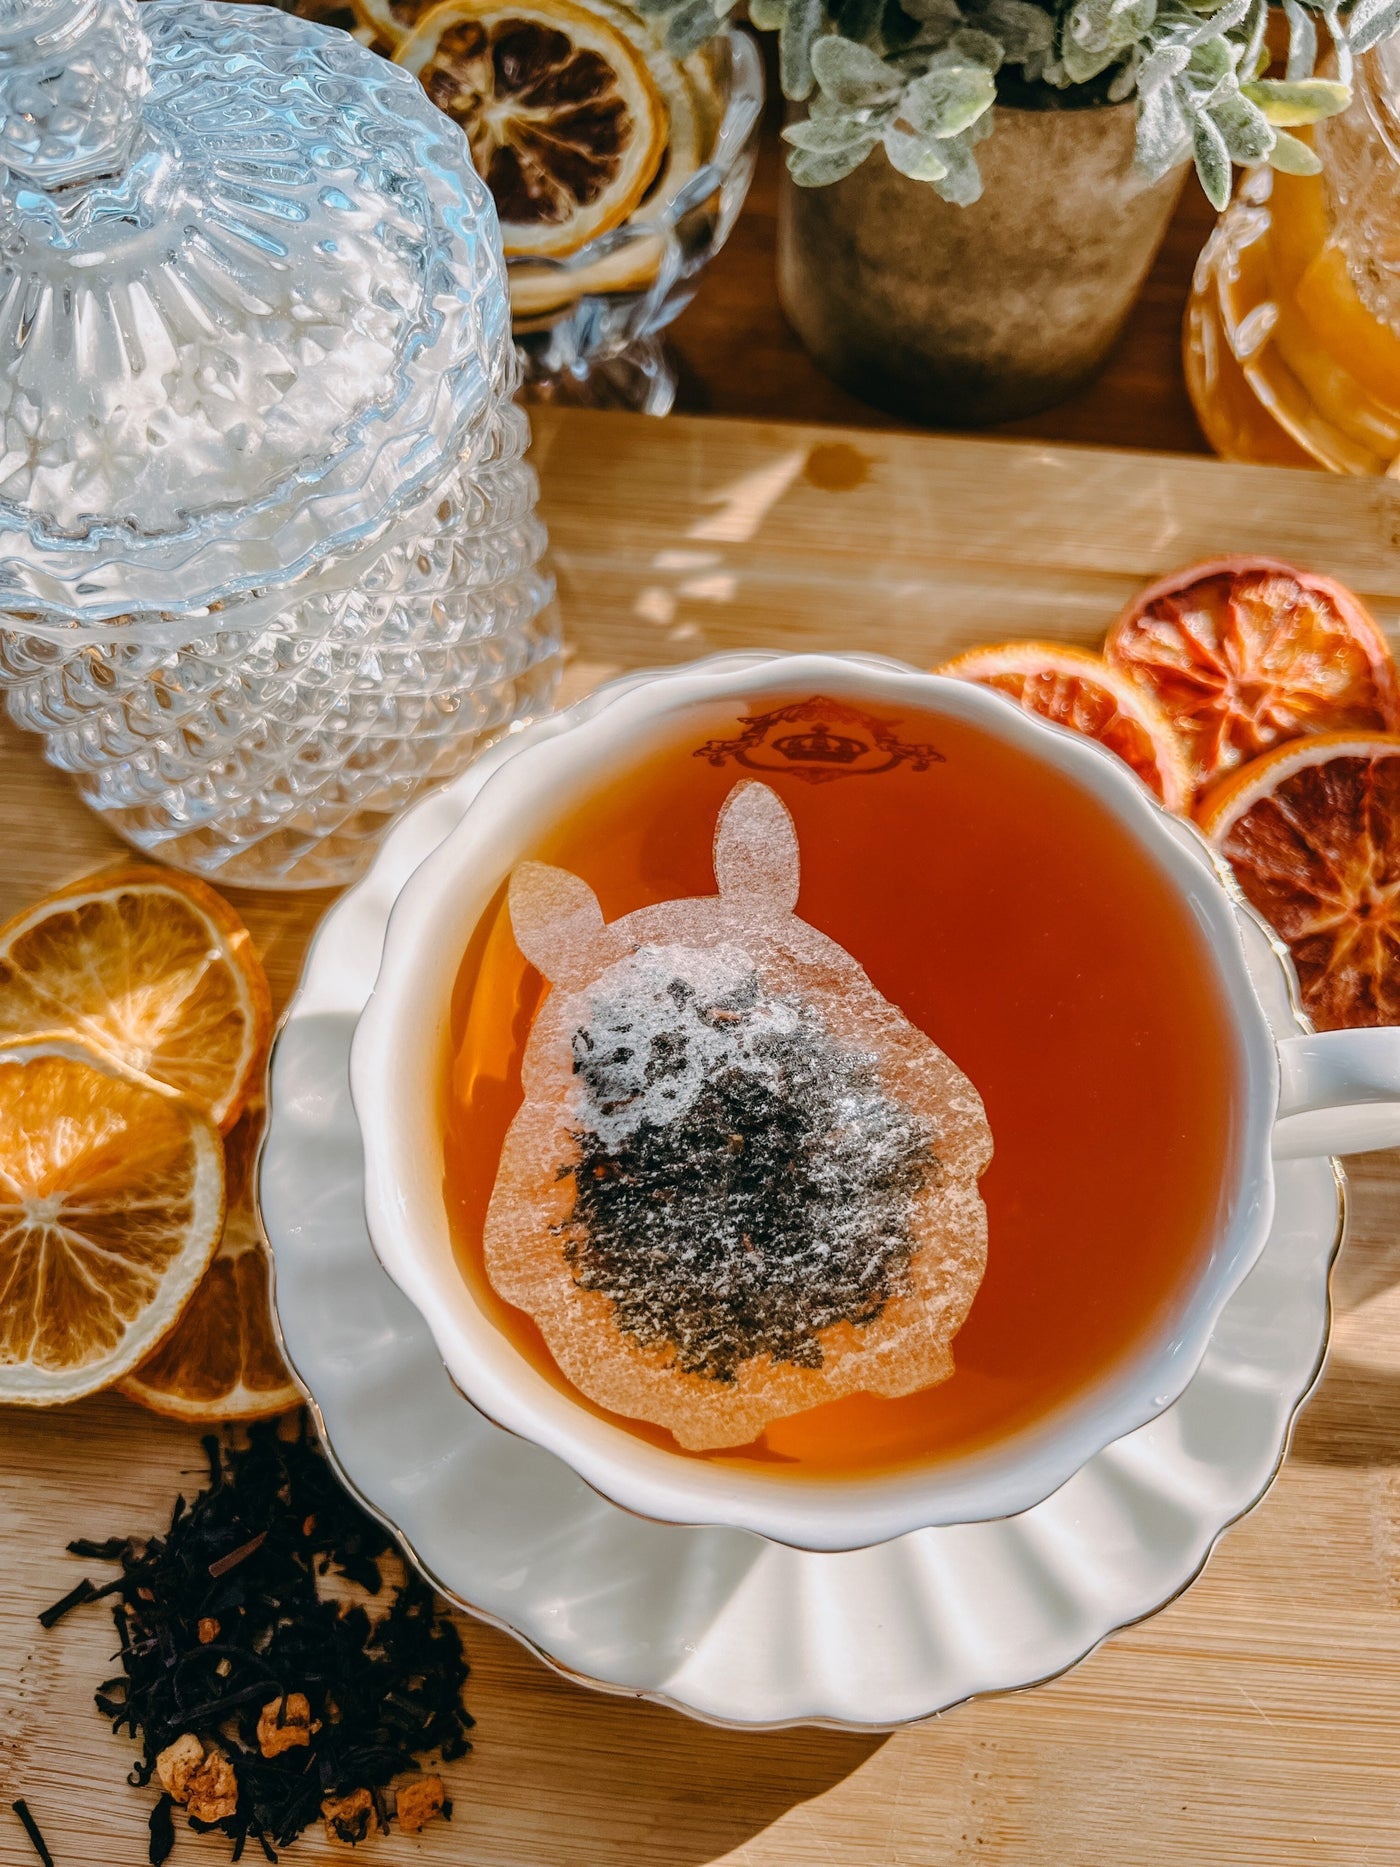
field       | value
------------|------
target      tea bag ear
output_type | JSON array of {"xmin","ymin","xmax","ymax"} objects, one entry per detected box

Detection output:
[
  {"xmin": 713, "ymin": 781, "xmax": 800, "ymax": 914},
  {"xmin": 508, "ymin": 862, "xmax": 605, "ymax": 987}
]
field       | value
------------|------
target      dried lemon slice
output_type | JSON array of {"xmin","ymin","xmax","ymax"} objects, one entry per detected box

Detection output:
[
  {"xmin": 0, "ymin": 1041, "xmax": 225, "ymax": 1405},
  {"xmin": 120, "ymin": 1107, "xmax": 302, "ymax": 1424},
  {"xmin": 0, "ymin": 866, "xmax": 271, "ymax": 1133},
  {"xmin": 508, "ymin": 28, "xmax": 712, "ymax": 319},
  {"xmin": 396, "ymin": 0, "xmax": 667, "ymax": 258}
]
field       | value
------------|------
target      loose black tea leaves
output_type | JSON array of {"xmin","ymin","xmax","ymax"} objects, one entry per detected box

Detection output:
[
  {"xmin": 564, "ymin": 963, "xmax": 936, "ymax": 1381},
  {"xmin": 41, "ymin": 1420, "xmax": 471, "ymax": 1859},
  {"xmin": 11, "ymin": 1800, "xmax": 55, "ymax": 1867}
]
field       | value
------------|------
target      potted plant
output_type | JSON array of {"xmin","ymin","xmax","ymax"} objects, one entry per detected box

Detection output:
[{"xmin": 637, "ymin": 0, "xmax": 1400, "ymax": 421}]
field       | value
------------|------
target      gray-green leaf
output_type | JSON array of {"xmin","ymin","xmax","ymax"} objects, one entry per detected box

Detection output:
[
  {"xmin": 1135, "ymin": 76, "xmax": 1193, "ymax": 179},
  {"xmin": 978, "ymin": 0, "xmax": 1055, "ymax": 61},
  {"xmin": 783, "ymin": 112, "xmax": 890, "ymax": 150},
  {"xmin": 1184, "ymin": 35, "xmax": 1237, "ymax": 90},
  {"xmin": 1185, "ymin": 0, "xmax": 1250, "ymax": 42},
  {"xmin": 1208, "ymin": 88, "xmax": 1273, "ymax": 160},
  {"xmin": 1348, "ymin": 0, "xmax": 1400, "ymax": 51},
  {"xmin": 664, "ymin": 0, "xmax": 724, "ymax": 53},
  {"xmin": 781, "ymin": 0, "xmax": 825, "ymax": 98},
  {"xmin": 1136, "ymin": 42, "xmax": 1190, "ymax": 94},
  {"xmin": 1060, "ymin": 39, "xmax": 1118, "ymax": 81},
  {"xmin": 1061, "ymin": 0, "xmax": 1156, "ymax": 80},
  {"xmin": 786, "ymin": 136, "xmax": 880, "ymax": 183},
  {"xmin": 1325, "ymin": 6, "xmax": 1354, "ymax": 87},
  {"xmin": 899, "ymin": 61, "xmax": 997, "ymax": 134},
  {"xmin": 882, "ymin": 123, "xmax": 952, "ymax": 177},
  {"xmin": 1066, "ymin": 0, "xmax": 1157, "ymax": 55},
  {"xmin": 928, "ymin": 130, "xmax": 984, "ymax": 202},
  {"xmin": 748, "ymin": 0, "xmax": 788, "ymax": 29},
  {"xmin": 946, "ymin": 25, "xmax": 1006, "ymax": 66},
  {"xmin": 1281, "ymin": 0, "xmax": 1317, "ymax": 80},
  {"xmin": 1267, "ymin": 127, "xmax": 1323, "ymax": 172},
  {"xmin": 1107, "ymin": 51, "xmax": 1140, "ymax": 99},
  {"xmin": 810, "ymin": 32, "xmax": 905, "ymax": 103},
  {"xmin": 1239, "ymin": 76, "xmax": 1350, "ymax": 123},
  {"xmin": 1192, "ymin": 98, "xmax": 1232, "ymax": 206}
]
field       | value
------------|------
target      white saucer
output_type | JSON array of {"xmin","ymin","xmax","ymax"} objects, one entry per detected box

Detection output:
[{"xmin": 260, "ymin": 675, "xmax": 1343, "ymax": 1731}]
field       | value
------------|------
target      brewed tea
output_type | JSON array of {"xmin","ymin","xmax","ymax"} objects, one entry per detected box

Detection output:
[{"xmin": 443, "ymin": 691, "xmax": 1240, "ymax": 1478}]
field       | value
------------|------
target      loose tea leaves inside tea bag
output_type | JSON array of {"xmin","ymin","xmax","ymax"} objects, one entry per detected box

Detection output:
[{"xmin": 483, "ymin": 781, "xmax": 994, "ymax": 1450}]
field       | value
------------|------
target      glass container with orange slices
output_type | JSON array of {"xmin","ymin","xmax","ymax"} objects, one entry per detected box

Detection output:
[
  {"xmin": 1185, "ymin": 38, "xmax": 1400, "ymax": 472},
  {"xmin": 343, "ymin": 0, "xmax": 763, "ymax": 411}
]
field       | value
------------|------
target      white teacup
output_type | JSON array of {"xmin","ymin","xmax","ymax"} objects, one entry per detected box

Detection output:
[{"xmin": 352, "ymin": 653, "xmax": 1400, "ymax": 1552}]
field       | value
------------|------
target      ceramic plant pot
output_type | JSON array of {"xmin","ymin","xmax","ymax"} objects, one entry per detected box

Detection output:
[{"xmin": 777, "ymin": 101, "xmax": 1188, "ymax": 426}]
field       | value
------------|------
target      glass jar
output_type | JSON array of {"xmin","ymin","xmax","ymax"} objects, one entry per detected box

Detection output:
[
  {"xmin": 0, "ymin": 0, "xmax": 558, "ymax": 888},
  {"xmin": 1185, "ymin": 40, "xmax": 1400, "ymax": 472}
]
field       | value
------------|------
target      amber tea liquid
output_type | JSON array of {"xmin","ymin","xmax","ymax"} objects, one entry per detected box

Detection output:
[{"xmin": 442, "ymin": 693, "xmax": 1240, "ymax": 1478}]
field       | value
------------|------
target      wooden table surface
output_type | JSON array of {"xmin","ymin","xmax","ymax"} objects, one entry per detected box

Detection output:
[
  {"xmin": 667, "ymin": 73, "xmax": 1218, "ymax": 457},
  {"xmin": 4, "ymin": 412, "xmax": 1397, "ymax": 1867}
]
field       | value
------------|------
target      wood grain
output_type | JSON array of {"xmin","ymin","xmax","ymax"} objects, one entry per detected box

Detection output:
[{"xmin": 4, "ymin": 408, "xmax": 1400, "ymax": 1867}]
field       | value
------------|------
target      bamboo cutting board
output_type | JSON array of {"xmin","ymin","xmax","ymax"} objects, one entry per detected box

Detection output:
[{"xmin": 4, "ymin": 407, "xmax": 1400, "ymax": 1867}]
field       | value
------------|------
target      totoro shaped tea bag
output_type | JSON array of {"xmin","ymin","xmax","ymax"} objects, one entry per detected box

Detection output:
[{"xmin": 483, "ymin": 781, "xmax": 994, "ymax": 1451}]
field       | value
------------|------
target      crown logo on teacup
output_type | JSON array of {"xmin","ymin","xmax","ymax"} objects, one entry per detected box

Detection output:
[{"xmin": 695, "ymin": 695, "xmax": 944, "ymax": 785}]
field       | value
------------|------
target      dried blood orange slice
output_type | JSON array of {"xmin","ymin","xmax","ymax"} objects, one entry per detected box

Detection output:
[
  {"xmin": 1198, "ymin": 731, "xmax": 1400, "ymax": 1030},
  {"xmin": 396, "ymin": 0, "xmax": 666, "ymax": 259},
  {"xmin": 0, "ymin": 866, "xmax": 270, "ymax": 1133},
  {"xmin": 937, "ymin": 641, "xmax": 1192, "ymax": 811},
  {"xmin": 121, "ymin": 1108, "xmax": 302, "ymax": 1424},
  {"xmin": 0, "ymin": 1041, "xmax": 224, "ymax": 1405},
  {"xmin": 1105, "ymin": 557, "xmax": 1400, "ymax": 795}
]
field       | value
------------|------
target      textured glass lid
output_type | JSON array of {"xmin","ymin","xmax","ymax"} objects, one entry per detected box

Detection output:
[{"xmin": 0, "ymin": 0, "xmax": 509, "ymax": 622}]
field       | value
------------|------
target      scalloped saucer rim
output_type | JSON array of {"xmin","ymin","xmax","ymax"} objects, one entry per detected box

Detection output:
[{"xmin": 259, "ymin": 653, "xmax": 1343, "ymax": 1730}]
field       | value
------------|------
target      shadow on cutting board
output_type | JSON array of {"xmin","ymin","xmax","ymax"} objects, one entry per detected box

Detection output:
[{"xmin": 457, "ymin": 1624, "xmax": 888, "ymax": 1866}]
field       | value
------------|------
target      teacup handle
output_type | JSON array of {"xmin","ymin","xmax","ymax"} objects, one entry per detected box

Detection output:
[{"xmin": 1275, "ymin": 1029, "xmax": 1400, "ymax": 1158}]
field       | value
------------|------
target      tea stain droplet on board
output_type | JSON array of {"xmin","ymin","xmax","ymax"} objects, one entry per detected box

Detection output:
[{"xmin": 803, "ymin": 443, "xmax": 873, "ymax": 494}]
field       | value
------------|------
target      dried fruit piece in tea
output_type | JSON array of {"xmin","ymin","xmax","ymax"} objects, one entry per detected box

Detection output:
[{"xmin": 396, "ymin": 1776, "xmax": 449, "ymax": 1832}]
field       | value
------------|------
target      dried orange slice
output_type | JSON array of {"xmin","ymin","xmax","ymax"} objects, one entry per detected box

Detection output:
[
  {"xmin": 1198, "ymin": 731, "xmax": 1400, "ymax": 1030},
  {"xmin": 396, "ymin": 0, "xmax": 666, "ymax": 258},
  {"xmin": 1105, "ymin": 557, "xmax": 1400, "ymax": 796},
  {"xmin": 937, "ymin": 641, "xmax": 1193, "ymax": 812},
  {"xmin": 0, "ymin": 1041, "xmax": 224, "ymax": 1404},
  {"xmin": 121, "ymin": 1109, "xmax": 302, "ymax": 1424},
  {"xmin": 0, "ymin": 867, "xmax": 270, "ymax": 1133}
]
